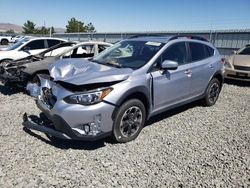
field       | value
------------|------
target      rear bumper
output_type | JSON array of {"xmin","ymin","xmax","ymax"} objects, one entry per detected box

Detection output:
[{"xmin": 224, "ymin": 68, "xmax": 250, "ymax": 81}]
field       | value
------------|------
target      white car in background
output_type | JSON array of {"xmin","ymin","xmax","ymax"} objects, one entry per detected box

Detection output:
[
  {"xmin": 0, "ymin": 37, "xmax": 67, "ymax": 63},
  {"xmin": 0, "ymin": 35, "xmax": 13, "ymax": 45}
]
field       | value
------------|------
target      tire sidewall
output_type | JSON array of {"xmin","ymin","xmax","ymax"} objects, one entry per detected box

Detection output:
[
  {"xmin": 113, "ymin": 99, "xmax": 146, "ymax": 143},
  {"xmin": 205, "ymin": 78, "xmax": 221, "ymax": 106}
]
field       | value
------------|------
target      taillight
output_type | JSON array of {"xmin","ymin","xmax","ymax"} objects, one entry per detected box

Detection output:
[{"xmin": 221, "ymin": 58, "xmax": 225, "ymax": 65}]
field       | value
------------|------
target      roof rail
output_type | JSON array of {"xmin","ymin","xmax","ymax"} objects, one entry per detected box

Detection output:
[
  {"xmin": 129, "ymin": 34, "xmax": 168, "ymax": 39},
  {"xmin": 128, "ymin": 34, "xmax": 209, "ymax": 42},
  {"xmin": 168, "ymin": 35, "xmax": 208, "ymax": 42}
]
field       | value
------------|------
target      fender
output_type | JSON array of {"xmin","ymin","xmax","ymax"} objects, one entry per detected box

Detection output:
[{"xmin": 110, "ymin": 85, "xmax": 152, "ymax": 120}]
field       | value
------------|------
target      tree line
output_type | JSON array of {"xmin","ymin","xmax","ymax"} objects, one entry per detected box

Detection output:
[{"xmin": 22, "ymin": 17, "xmax": 96, "ymax": 34}]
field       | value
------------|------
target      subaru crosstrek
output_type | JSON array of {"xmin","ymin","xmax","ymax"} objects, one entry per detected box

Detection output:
[{"xmin": 23, "ymin": 35, "xmax": 224, "ymax": 143}]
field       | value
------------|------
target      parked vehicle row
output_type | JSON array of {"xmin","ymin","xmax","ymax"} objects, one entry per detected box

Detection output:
[
  {"xmin": 0, "ymin": 40, "xmax": 112, "ymax": 91},
  {"xmin": 0, "ymin": 37, "xmax": 67, "ymax": 62},
  {"xmin": 16, "ymin": 35, "xmax": 224, "ymax": 143},
  {"xmin": 0, "ymin": 35, "xmax": 13, "ymax": 45},
  {"xmin": 0, "ymin": 34, "xmax": 25, "ymax": 45}
]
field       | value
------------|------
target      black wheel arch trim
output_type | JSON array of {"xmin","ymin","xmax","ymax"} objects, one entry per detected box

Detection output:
[{"xmin": 111, "ymin": 86, "xmax": 151, "ymax": 120}]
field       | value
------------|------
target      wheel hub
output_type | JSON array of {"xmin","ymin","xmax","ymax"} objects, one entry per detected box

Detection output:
[{"xmin": 120, "ymin": 106, "xmax": 142, "ymax": 138}]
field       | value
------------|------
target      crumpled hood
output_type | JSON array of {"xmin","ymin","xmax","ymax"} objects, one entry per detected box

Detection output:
[
  {"xmin": 232, "ymin": 55, "xmax": 250, "ymax": 67},
  {"xmin": 49, "ymin": 59, "xmax": 133, "ymax": 85}
]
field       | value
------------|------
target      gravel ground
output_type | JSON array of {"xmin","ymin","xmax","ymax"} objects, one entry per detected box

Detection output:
[{"xmin": 0, "ymin": 81, "xmax": 249, "ymax": 187}]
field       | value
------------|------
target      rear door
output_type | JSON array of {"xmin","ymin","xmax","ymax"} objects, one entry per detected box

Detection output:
[
  {"xmin": 187, "ymin": 42, "xmax": 216, "ymax": 96},
  {"xmin": 45, "ymin": 39, "xmax": 64, "ymax": 56},
  {"xmin": 150, "ymin": 42, "xmax": 192, "ymax": 112}
]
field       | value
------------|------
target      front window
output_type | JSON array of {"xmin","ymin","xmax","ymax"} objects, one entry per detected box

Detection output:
[
  {"xmin": 6, "ymin": 38, "xmax": 29, "ymax": 51},
  {"xmin": 61, "ymin": 44, "xmax": 95, "ymax": 58},
  {"xmin": 92, "ymin": 40, "xmax": 165, "ymax": 69}
]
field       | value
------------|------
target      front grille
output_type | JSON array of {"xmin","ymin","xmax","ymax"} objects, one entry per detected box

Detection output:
[
  {"xmin": 234, "ymin": 65, "xmax": 250, "ymax": 71},
  {"xmin": 41, "ymin": 87, "xmax": 57, "ymax": 109}
]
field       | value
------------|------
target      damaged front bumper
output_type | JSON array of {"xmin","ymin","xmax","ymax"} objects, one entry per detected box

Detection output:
[
  {"xmin": 22, "ymin": 112, "xmax": 111, "ymax": 141},
  {"xmin": 0, "ymin": 66, "xmax": 30, "ymax": 86},
  {"xmin": 23, "ymin": 77, "xmax": 116, "ymax": 141}
]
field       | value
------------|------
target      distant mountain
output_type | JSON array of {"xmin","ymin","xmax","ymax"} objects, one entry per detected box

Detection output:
[
  {"xmin": 0, "ymin": 23, "xmax": 23, "ymax": 33},
  {"xmin": 0, "ymin": 23, "xmax": 66, "ymax": 33}
]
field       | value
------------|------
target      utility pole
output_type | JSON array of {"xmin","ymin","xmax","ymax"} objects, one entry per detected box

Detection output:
[
  {"xmin": 77, "ymin": 23, "xmax": 80, "ymax": 41},
  {"xmin": 44, "ymin": 20, "xmax": 46, "ymax": 36},
  {"xmin": 49, "ymin": 27, "xmax": 52, "ymax": 37}
]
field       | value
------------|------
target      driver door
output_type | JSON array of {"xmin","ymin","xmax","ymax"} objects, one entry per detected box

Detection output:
[{"xmin": 150, "ymin": 42, "xmax": 192, "ymax": 112}]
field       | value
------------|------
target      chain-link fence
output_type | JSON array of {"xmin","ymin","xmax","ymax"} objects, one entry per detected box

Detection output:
[{"xmin": 53, "ymin": 29, "xmax": 250, "ymax": 56}]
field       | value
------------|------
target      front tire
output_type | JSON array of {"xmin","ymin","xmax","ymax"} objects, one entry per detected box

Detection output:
[
  {"xmin": 113, "ymin": 99, "xmax": 146, "ymax": 143},
  {"xmin": 202, "ymin": 78, "xmax": 221, "ymax": 106},
  {"xmin": 1, "ymin": 39, "xmax": 8, "ymax": 45}
]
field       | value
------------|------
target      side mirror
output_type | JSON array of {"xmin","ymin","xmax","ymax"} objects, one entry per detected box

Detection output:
[
  {"xmin": 22, "ymin": 46, "xmax": 30, "ymax": 53},
  {"xmin": 231, "ymin": 50, "xmax": 237, "ymax": 55},
  {"xmin": 161, "ymin": 60, "xmax": 178, "ymax": 70}
]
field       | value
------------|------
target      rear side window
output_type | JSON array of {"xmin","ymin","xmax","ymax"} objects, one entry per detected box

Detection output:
[
  {"xmin": 205, "ymin": 45, "xmax": 215, "ymax": 57},
  {"xmin": 24, "ymin": 39, "xmax": 45, "ymax": 50},
  {"xmin": 47, "ymin": 39, "xmax": 62, "ymax": 47},
  {"xmin": 189, "ymin": 42, "xmax": 214, "ymax": 62},
  {"xmin": 189, "ymin": 42, "xmax": 206, "ymax": 62}
]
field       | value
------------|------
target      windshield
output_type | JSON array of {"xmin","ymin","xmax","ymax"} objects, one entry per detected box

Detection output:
[
  {"xmin": 238, "ymin": 46, "xmax": 250, "ymax": 55},
  {"xmin": 6, "ymin": 38, "xmax": 29, "ymax": 51},
  {"xmin": 92, "ymin": 40, "xmax": 165, "ymax": 69}
]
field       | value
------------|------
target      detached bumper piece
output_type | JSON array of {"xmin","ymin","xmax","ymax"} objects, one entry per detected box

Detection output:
[
  {"xmin": 0, "ymin": 70, "xmax": 30, "ymax": 86},
  {"xmin": 22, "ymin": 113, "xmax": 71, "ymax": 140},
  {"xmin": 0, "ymin": 73, "xmax": 19, "ymax": 83},
  {"xmin": 22, "ymin": 113, "xmax": 110, "ymax": 141}
]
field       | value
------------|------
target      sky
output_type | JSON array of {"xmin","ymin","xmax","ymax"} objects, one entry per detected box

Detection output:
[{"xmin": 0, "ymin": 0, "xmax": 250, "ymax": 32}]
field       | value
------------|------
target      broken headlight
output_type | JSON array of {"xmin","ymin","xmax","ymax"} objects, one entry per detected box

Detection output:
[
  {"xmin": 224, "ymin": 61, "xmax": 233, "ymax": 69},
  {"xmin": 64, "ymin": 88, "xmax": 112, "ymax": 105}
]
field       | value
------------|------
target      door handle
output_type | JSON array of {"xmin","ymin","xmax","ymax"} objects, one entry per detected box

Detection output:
[
  {"xmin": 209, "ymin": 64, "xmax": 214, "ymax": 68},
  {"xmin": 184, "ymin": 69, "xmax": 192, "ymax": 77}
]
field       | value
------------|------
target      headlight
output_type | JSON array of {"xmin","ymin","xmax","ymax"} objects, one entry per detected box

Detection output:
[
  {"xmin": 224, "ymin": 61, "xmax": 233, "ymax": 69},
  {"xmin": 64, "ymin": 88, "xmax": 112, "ymax": 105}
]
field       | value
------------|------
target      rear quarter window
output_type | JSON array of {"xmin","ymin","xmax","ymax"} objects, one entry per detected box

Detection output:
[
  {"xmin": 205, "ymin": 45, "xmax": 215, "ymax": 57},
  {"xmin": 47, "ymin": 39, "xmax": 62, "ymax": 48},
  {"xmin": 189, "ymin": 42, "xmax": 214, "ymax": 62}
]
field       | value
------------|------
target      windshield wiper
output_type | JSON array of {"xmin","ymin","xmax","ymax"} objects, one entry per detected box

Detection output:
[
  {"xmin": 91, "ymin": 59, "xmax": 122, "ymax": 68},
  {"xmin": 105, "ymin": 62, "xmax": 122, "ymax": 68}
]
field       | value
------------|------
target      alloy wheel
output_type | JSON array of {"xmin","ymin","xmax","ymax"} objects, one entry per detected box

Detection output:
[{"xmin": 120, "ymin": 106, "xmax": 142, "ymax": 138}]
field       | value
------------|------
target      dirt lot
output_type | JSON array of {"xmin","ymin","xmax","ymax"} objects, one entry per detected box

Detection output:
[{"xmin": 0, "ymin": 80, "xmax": 249, "ymax": 187}]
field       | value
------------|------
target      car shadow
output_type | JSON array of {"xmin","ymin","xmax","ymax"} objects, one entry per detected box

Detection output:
[
  {"xmin": 224, "ymin": 79, "xmax": 250, "ymax": 87},
  {"xmin": 23, "ymin": 127, "xmax": 108, "ymax": 150},
  {"xmin": 146, "ymin": 100, "xmax": 201, "ymax": 126},
  {"xmin": 0, "ymin": 83, "xmax": 24, "ymax": 95}
]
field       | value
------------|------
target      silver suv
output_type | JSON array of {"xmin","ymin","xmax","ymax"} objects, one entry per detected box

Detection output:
[{"xmin": 23, "ymin": 35, "xmax": 224, "ymax": 143}]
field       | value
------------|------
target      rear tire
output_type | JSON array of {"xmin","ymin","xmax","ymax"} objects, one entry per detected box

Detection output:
[
  {"xmin": 113, "ymin": 99, "xmax": 146, "ymax": 143},
  {"xmin": 202, "ymin": 78, "xmax": 221, "ymax": 106}
]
